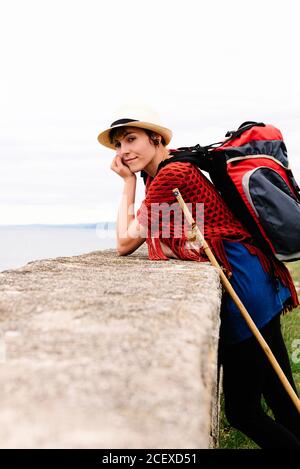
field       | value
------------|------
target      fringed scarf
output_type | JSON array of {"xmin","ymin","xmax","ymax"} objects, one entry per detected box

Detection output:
[{"xmin": 137, "ymin": 161, "xmax": 299, "ymax": 310}]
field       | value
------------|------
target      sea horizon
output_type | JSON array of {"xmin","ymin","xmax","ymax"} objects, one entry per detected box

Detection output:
[
  {"xmin": 0, "ymin": 223, "xmax": 117, "ymax": 272},
  {"xmin": 0, "ymin": 222, "xmax": 116, "ymax": 228}
]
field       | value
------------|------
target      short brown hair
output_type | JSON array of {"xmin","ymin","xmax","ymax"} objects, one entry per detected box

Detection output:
[{"xmin": 109, "ymin": 126, "xmax": 166, "ymax": 146}]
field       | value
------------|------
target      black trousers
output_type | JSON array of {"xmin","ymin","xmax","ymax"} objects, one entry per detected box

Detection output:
[{"xmin": 219, "ymin": 314, "xmax": 300, "ymax": 449}]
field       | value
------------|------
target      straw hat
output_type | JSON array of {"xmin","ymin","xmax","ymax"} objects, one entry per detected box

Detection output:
[{"xmin": 97, "ymin": 106, "xmax": 173, "ymax": 150}]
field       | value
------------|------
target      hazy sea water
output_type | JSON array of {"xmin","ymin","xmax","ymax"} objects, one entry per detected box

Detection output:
[{"xmin": 0, "ymin": 224, "xmax": 116, "ymax": 272}]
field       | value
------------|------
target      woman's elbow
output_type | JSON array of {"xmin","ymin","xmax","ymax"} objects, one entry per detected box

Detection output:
[
  {"xmin": 116, "ymin": 237, "xmax": 145, "ymax": 256},
  {"xmin": 116, "ymin": 240, "xmax": 133, "ymax": 256},
  {"xmin": 117, "ymin": 245, "xmax": 129, "ymax": 256}
]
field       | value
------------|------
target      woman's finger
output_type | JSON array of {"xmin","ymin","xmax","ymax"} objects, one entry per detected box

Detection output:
[
  {"xmin": 111, "ymin": 155, "xmax": 119, "ymax": 170},
  {"xmin": 111, "ymin": 154, "xmax": 134, "ymax": 178}
]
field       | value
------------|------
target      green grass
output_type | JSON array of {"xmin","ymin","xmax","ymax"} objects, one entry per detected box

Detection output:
[{"xmin": 218, "ymin": 261, "xmax": 300, "ymax": 449}]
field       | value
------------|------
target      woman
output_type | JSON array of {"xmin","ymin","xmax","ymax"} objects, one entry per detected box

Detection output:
[{"xmin": 97, "ymin": 110, "xmax": 300, "ymax": 448}]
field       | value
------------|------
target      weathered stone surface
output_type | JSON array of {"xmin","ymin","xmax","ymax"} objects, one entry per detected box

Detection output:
[{"xmin": 0, "ymin": 246, "xmax": 222, "ymax": 448}]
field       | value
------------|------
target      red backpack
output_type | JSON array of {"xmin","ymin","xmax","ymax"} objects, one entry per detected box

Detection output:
[{"xmin": 156, "ymin": 121, "xmax": 300, "ymax": 262}]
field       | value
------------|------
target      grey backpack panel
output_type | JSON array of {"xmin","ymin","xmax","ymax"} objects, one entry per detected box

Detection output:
[{"xmin": 242, "ymin": 167, "xmax": 300, "ymax": 261}]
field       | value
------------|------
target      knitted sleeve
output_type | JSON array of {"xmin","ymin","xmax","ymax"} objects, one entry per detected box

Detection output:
[
  {"xmin": 136, "ymin": 162, "xmax": 205, "ymax": 261},
  {"xmin": 137, "ymin": 162, "xmax": 192, "ymax": 237}
]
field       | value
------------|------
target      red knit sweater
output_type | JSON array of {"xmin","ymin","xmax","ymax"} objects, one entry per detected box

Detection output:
[{"xmin": 137, "ymin": 161, "xmax": 299, "ymax": 309}]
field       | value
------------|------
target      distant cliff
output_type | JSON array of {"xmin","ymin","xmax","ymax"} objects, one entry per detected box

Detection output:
[{"xmin": 0, "ymin": 246, "xmax": 222, "ymax": 448}]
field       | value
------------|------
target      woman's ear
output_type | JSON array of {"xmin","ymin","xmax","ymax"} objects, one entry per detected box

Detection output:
[{"xmin": 152, "ymin": 133, "xmax": 161, "ymax": 146}]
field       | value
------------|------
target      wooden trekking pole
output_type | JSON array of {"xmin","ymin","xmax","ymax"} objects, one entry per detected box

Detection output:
[{"xmin": 172, "ymin": 187, "xmax": 300, "ymax": 414}]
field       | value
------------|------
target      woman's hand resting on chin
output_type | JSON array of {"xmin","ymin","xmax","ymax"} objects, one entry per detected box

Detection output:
[{"xmin": 111, "ymin": 156, "xmax": 136, "ymax": 180}]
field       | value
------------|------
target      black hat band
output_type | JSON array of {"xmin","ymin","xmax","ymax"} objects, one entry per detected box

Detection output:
[{"xmin": 110, "ymin": 118, "xmax": 139, "ymax": 127}]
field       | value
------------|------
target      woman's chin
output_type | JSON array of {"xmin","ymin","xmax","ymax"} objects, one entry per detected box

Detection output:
[{"xmin": 131, "ymin": 165, "xmax": 143, "ymax": 173}]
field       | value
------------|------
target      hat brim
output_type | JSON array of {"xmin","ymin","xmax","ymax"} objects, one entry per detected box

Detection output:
[{"xmin": 97, "ymin": 121, "xmax": 172, "ymax": 150}]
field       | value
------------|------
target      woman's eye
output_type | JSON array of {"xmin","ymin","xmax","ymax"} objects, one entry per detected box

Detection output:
[
  {"xmin": 127, "ymin": 137, "xmax": 135, "ymax": 142},
  {"xmin": 114, "ymin": 142, "xmax": 121, "ymax": 148}
]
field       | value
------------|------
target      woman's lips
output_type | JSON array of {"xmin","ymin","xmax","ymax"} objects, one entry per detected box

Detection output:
[{"xmin": 124, "ymin": 157, "xmax": 137, "ymax": 163}]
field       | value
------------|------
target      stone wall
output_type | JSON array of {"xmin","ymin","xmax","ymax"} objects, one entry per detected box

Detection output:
[{"xmin": 0, "ymin": 246, "xmax": 222, "ymax": 448}]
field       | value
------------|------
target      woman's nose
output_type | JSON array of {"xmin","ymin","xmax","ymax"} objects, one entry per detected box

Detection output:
[{"xmin": 117, "ymin": 142, "xmax": 129, "ymax": 157}]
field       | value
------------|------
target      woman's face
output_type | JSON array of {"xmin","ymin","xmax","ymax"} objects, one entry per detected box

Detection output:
[{"xmin": 113, "ymin": 127, "xmax": 157, "ymax": 173}]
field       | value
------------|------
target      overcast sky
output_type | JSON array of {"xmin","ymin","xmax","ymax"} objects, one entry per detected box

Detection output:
[{"xmin": 1, "ymin": 0, "xmax": 300, "ymax": 224}]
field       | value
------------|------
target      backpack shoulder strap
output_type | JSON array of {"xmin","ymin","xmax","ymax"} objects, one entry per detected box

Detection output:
[
  {"xmin": 140, "ymin": 146, "xmax": 210, "ymax": 185},
  {"xmin": 157, "ymin": 145, "xmax": 211, "ymax": 174}
]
